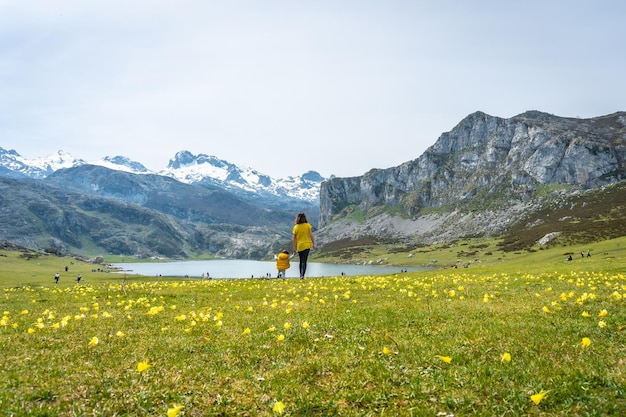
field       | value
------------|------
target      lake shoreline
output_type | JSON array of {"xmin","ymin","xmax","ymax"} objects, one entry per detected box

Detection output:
[{"xmin": 113, "ymin": 259, "xmax": 428, "ymax": 279}]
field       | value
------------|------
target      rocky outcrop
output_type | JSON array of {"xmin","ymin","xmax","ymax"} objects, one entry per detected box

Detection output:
[
  {"xmin": 318, "ymin": 111, "xmax": 626, "ymax": 243},
  {"xmin": 0, "ymin": 172, "xmax": 294, "ymax": 259}
]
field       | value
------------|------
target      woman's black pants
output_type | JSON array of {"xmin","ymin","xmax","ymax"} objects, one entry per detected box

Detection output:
[{"xmin": 298, "ymin": 249, "xmax": 310, "ymax": 278}]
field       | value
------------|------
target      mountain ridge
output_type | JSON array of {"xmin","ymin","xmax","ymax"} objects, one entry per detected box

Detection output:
[
  {"xmin": 0, "ymin": 171, "xmax": 294, "ymax": 259},
  {"xmin": 1, "ymin": 109, "xmax": 625, "ymax": 259},
  {"xmin": 317, "ymin": 110, "xmax": 626, "ymax": 247},
  {"xmin": 0, "ymin": 147, "xmax": 326, "ymax": 204},
  {"xmin": 0, "ymin": 146, "xmax": 323, "ymax": 259}
]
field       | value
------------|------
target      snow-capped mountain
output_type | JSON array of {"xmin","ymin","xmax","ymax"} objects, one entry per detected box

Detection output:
[
  {"xmin": 0, "ymin": 148, "xmax": 85, "ymax": 179},
  {"xmin": 95, "ymin": 156, "xmax": 151, "ymax": 173},
  {"xmin": 0, "ymin": 147, "xmax": 325, "ymax": 203},
  {"xmin": 160, "ymin": 151, "xmax": 324, "ymax": 202}
]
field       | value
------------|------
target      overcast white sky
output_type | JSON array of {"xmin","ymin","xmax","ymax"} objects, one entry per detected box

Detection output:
[{"xmin": 1, "ymin": 1, "xmax": 624, "ymax": 179}]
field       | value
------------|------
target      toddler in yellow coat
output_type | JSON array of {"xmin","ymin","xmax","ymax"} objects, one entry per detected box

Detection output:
[{"xmin": 275, "ymin": 250, "xmax": 291, "ymax": 280}]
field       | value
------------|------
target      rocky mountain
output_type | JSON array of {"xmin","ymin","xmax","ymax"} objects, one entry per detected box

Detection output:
[
  {"xmin": 3, "ymin": 110, "xmax": 625, "ymax": 258},
  {"xmin": 0, "ymin": 148, "xmax": 322, "ymax": 258},
  {"xmin": 159, "ymin": 151, "xmax": 323, "ymax": 209},
  {"xmin": 96, "ymin": 156, "xmax": 151, "ymax": 173},
  {"xmin": 318, "ymin": 111, "xmax": 626, "ymax": 246},
  {"xmin": 0, "ymin": 175, "xmax": 191, "ymax": 258},
  {"xmin": 0, "ymin": 147, "xmax": 325, "ymax": 205},
  {"xmin": 0, "ymin": 149, "xmax": 85, "ymax": 179},
  {"xmin": 0, "ymin": 167, "xmax": 295, "ymax": 259}
]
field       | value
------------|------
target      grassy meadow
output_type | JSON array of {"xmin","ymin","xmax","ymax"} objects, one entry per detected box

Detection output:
[{"xmin": 1, "ymin": 238, "xmax": 625, "ymax": 416}]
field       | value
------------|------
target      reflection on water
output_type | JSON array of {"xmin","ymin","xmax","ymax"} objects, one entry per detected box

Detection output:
[{"xmin": 113, "ymin": 259, "xmax": 424, "ymax": 279}]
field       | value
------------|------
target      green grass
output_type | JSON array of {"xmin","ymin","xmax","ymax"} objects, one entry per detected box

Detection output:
[
  {"xmin": 0, "ymin": 241, "xmax": 625, "ymax": 416},
  {"xmin": 314, "ymin": 235, "xmax": 626, "ymax": 274}
]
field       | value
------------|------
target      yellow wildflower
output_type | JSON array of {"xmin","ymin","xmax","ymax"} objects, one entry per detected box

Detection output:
[
  {"xmin": 581, "ymin": 337, "xmax": 591, "ymax": 348},
  {"xmin": 530, "ymin": 390, "xmax": 548, "ymax": 405},
  {"xmin": 272, "ymin": 401, "xmax": 285, "ymax": 414},
  {"xmin": 167, "ymin": 405, "xmax": 184, "ymax": 417},
  {"xmin": 137, "ymin": 361, "xmax": 151, "ymax": 373}
]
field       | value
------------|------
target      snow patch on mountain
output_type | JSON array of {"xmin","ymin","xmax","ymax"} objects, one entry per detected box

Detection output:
[
  {"xmin": 29, "ymin": 150, "xmax": 82, "ymax": 171},
  {"xmin": 91, "ymin": 156, "xmax": 151, "ymax": 173},
  {"xmin": 160, "ymin": 151, "xmax": 239, "ymax": 183},
  {"xmin": 0, "ymin": 147, "xmax": 325, "ymax": 203},
  {"xmin": 0, "ymin": 148, "xmax": 85, "ymax": 179},
  {"xmin": 160, "ymin": 151, "xmax": 324, "ymax": 202}
]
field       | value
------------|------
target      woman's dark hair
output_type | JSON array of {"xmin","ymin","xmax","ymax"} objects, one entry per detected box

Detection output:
[{"xmin": 295, "ymin": 213, "xmax": 308, "ymax": 224}]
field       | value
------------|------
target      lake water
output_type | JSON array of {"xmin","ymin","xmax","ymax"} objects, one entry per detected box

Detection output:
[{"xmin": 113, "ymin": 259, "xmax": 424, "ymax": 279}]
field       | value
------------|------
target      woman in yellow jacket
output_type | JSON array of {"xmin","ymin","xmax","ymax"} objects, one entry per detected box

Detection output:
[{"xmin": 292, "ymin": 212, "xmax": 315, "ymax": 279}]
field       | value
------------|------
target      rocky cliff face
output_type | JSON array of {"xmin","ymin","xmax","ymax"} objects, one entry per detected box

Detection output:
[
  {"xmin": 0, "ymin": 173, "xmax": 293, "ymax": 259},
  {"xmin": 318, "ymin": 111, "xmax": 626, "ymax": 243}
]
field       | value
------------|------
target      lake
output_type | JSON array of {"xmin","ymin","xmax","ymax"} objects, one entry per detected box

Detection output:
[{"xmin": 113, "ymin": 259, "xmax": 424, "ymax": 279}]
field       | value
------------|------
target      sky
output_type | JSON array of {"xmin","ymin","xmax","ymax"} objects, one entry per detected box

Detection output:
[{"xmin": 1, "ymin": 1, "xmax": 625, "ymax": 179}]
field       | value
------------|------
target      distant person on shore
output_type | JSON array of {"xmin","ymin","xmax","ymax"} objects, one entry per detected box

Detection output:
[
  {"xmin": 292, "ymin": 212, "xmax": 315, "ymax": 279},
  {"xmin": 76, "ymin": 274, "xmax": 82, "ymax": 283},
  {"xmin": 54, "ymin": 273, "xmax": 60, "ymax": 284},
  {"xmin": 275, "ymin": 250, "xmax": 291, "ymax": 280}
]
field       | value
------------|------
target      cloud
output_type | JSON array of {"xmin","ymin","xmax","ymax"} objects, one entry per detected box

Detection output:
[{"xmin": 1, "ymin": 1, "xmax": 625, "ymax": 178}]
